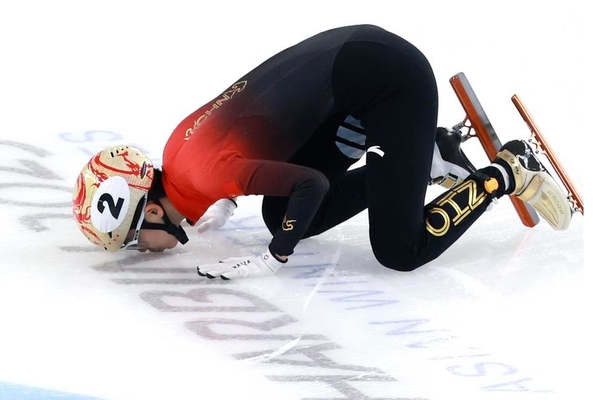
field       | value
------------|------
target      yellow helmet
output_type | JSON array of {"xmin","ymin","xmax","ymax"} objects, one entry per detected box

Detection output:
[{"xmin": 72, "ymin": 145, "xmax": 154, "ymax": 252}]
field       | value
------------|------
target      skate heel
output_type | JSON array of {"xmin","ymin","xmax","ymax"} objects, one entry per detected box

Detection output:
[
  {"xmin": 518, "ymin": 173, "xmax": 571, "ymax": 231},
  {"xmin": 496, "ymin": 139, "xmax": 572, "ymax": 230}
]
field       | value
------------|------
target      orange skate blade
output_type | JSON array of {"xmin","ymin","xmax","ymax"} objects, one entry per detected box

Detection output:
[
  {"xmin": 449, "ymin": 72, "xmax": 540, "ymax": 227},
  {"xmin": 511, "ymin": 95, "xmax": 584, "ymax": 215}
]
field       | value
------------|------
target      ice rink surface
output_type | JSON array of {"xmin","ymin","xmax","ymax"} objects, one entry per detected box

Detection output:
[{"xmin": 0, "ymin": 1, "xmax": 595, "ymax": 399}]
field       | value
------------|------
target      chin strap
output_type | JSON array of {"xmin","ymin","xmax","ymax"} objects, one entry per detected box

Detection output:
[{"xmin": 141, "ymin": 199, "xmax": 190, "ymax": 245}]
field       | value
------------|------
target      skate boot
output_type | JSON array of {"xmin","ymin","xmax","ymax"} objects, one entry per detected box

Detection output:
[
  {"xmin": 430, "ymin": 127, "xmax": 477, "ymax": 189},
  {"xmin": 494, "ymin": 140, "xmax": 572, "ymax": 230}
]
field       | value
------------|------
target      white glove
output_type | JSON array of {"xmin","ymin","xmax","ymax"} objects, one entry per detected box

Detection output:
[
  {"xmin": 196, "ymin": 198, "xmax": 237, "ymax": 233},
  {"xmin": 197, "ymin": 251, "xmax": 285, "ymax": 280}
]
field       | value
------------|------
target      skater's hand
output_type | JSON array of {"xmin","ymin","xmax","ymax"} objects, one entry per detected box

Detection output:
[
  {"xmin": 197, "ymin": 251, "xmax": 285, "ymax": 280},
  {"xmin": 196, "ymin": 198, "xmax": 237, "ymax": 233}
]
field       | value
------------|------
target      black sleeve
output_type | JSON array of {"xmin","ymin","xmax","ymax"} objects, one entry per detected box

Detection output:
[{"xmin": 235, "ymin": 159, "xmax": 330, "ymax": 257}]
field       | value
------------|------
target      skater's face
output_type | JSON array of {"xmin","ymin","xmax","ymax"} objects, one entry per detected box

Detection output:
[
  {"xmin": 123, "ymin": 202, "xmax": 180, "ymax": 253},
  {"xmin": 133, "ymin": 227, "xmax": 179, "ymax": 253}
]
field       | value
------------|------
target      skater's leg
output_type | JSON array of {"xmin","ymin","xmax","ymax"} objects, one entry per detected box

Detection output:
[{"xmin": 332, "ymin": 29, "xmax": 501, "ymax": 271}]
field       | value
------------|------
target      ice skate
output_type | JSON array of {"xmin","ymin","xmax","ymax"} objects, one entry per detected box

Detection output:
[
  {"xmin": 495, "ymin": 140, "xmax": 572, "ymax": 230},
  {"xmin": 449, "ymin": 72, "xmax": 586, "ymax": 227},
  {"xmin": 430, "ymin": 127, "xmax": 477, "ymax": 189}
]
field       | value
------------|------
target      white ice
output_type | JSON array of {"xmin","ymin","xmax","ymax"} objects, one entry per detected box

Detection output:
[{"xmin": 0, "ymin": 1, "xmax": 594, "ymax": 400}]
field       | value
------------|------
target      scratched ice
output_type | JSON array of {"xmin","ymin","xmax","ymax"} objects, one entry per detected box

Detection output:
[{"xmin": 0, "ymin": 1, "xmax": 593, "ymax": 400}]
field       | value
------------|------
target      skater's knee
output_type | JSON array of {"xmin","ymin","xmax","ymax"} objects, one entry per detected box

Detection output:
[{"xmin": 372, "ymin": 246, "xmax": 423, "ymax": 272}]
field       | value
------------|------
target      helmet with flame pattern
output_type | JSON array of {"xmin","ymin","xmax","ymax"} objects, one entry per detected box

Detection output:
[{"xmin": 72, "ymin": 145, "xmax": 153, "ymax": 252}]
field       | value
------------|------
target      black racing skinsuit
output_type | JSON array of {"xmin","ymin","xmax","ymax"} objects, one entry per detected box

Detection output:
[{"xmin": 176, "ymin": 25, "xmax": 500, "ymax": 270}]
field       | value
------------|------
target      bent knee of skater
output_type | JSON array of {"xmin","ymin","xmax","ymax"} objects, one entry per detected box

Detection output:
[{"xmin": 372, "ymin": 249, "xmax": 423, "ymax": 272}]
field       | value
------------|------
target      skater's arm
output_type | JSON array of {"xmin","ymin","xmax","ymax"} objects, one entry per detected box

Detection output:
[{"xmin": 233, "ymin": 159, "xmax": 330, "ymax": 258}]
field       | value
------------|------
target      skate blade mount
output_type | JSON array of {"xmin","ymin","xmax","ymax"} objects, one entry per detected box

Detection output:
[
  {"xmin": 449, "ymin": 73, "xmax": 584, "ymax": 227},
  {"xmin": 512, "ymin": 95, "xmax": 584, "ymax": 215},
  {"xmin": 449, "ymin": 72, "xmax": 540, "ymax": 227}
]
